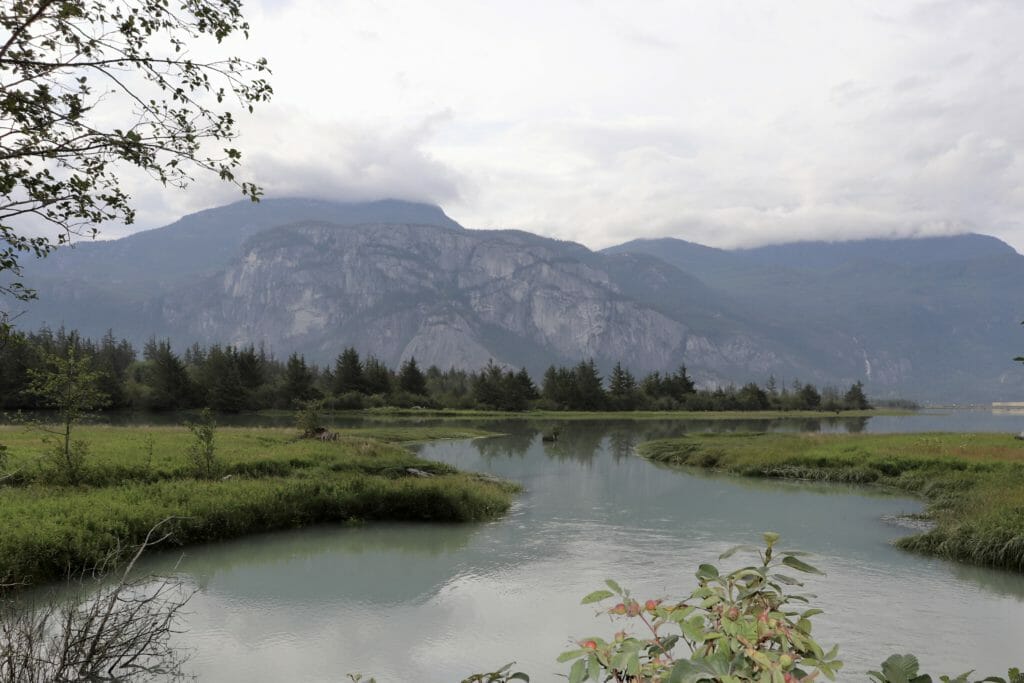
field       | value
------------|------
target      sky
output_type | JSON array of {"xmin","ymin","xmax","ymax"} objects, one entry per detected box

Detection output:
[{"xmin": 113, "ymin": 0, "xmax": 1024, "ymax": 252}]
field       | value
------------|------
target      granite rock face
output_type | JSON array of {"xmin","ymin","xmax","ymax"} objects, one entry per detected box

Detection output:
[{"xmin": 161, "ymin": 221, "xmax": 784, "ymax": 382}]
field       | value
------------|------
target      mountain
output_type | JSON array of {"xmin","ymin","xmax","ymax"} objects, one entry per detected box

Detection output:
[
  {"xmin": 15, "ymin": 198, "xmax": 1024, "ymax": 402},
  {"xmin": 158, "ymin": 219, "xmax": 798, "ymax": 380},
  {"xmin": 604, "ymin": 235, "xmax": 1024, "ymax": 402},
  {"xmin": 36, "ymin": 198, "xmax": 461, "ymax": 294},
  {"xmin": 18, "ymin": 199, "xmax": 463, "ymax": 345}
]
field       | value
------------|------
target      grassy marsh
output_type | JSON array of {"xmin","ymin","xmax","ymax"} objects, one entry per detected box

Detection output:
[{"xmin": 0, "ymin": 424, "xmax": 514, "ymax": 586}]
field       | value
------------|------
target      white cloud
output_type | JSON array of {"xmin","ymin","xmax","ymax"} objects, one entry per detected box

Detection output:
[{"xmin": 98, "ymin": 0, "xmax": 1024, "ymax": 253}]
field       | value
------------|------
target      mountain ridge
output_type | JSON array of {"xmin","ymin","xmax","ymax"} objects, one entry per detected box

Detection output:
[{"xmin": 16, "ymin": 198, "xmax": 1024, "ymax": 402}]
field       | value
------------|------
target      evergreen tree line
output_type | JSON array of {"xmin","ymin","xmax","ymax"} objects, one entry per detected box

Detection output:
[{"xmin": 0, "ymin": 328, "xmax": 872, "ymax": 413}]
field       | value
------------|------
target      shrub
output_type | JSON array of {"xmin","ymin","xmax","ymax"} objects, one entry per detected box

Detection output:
[
  {"xmin": 295, "ymin": 399, "xmax": 325, "ymax": 438},
  {"xmin": 560, "ymin": 532, "xmax": 842, "ymax": 682},
  {"xmin": 185, "ymin": 409, "xmax": 220, "ymax": 479}
]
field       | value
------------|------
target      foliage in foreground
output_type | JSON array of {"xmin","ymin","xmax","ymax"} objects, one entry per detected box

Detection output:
[
  {"xmin": 0, "ymin": 0, "xmax": 271, "ymax": 305},
  {"xmin": 638, "ymin": 433, "xmax": 1024, "ymax": 572},
  {"xmin": 560, "ymin": 533, "xmax": 841, "ymax": 682}
]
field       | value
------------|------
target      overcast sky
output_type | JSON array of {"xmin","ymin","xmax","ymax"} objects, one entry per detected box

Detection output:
[{"xmin": 121, "ymin": 0, "xmax": 1024, "ymax": 252}]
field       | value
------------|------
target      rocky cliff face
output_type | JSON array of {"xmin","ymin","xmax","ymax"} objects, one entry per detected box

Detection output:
[{"xmin": 163, "ymin": 221, "xmax": 768, "ymax": 378}]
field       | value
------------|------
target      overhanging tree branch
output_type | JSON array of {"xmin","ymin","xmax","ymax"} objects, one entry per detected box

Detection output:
[{"xmin": 0, "ymin": 0, "xmax": 272, "ymax": 310}]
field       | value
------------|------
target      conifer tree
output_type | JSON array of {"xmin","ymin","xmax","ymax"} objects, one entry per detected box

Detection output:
[
  {"xmin": 333, "ymin": 347, "xmax": 366, "ymax": 395},
  {"xmin": 141, "ymin": 339, "xmax": 192, "ymax": 410},
  {"xmin": 398, "ymin": 357, "xmax": 427, "ymax": 395},
  {"xmin": 282, "ymin": 353, "xmax": 319, "ymax": 406},
  {"xmin": 363, "ymin": 355, "xmax": 393, "ymax": 395},
  {"xmin": 608, "ymin": 362, "xmax": 639, "ymax": 410},
  {"xmin": 843, "ymin": 381, "xmax": 871, "ymax": 410},
  {"xmin": 572, "ymin": 359, "xmax": 606, "ymax": 410}
]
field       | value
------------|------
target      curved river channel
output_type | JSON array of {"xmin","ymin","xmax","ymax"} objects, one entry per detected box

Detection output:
[{"xmin": 125, "ymin": 412, "xmax": 1024, "ymax": 680}]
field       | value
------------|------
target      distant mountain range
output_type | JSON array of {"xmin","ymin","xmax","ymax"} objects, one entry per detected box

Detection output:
[{"xmin": 16, "ymin": 198, "xmax": 1024, "ymax": 403}]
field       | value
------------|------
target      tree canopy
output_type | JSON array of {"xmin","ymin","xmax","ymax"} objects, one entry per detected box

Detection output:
[{"xmin": 0, "ymin": 0, "xmax": 271, "ymax": 309}]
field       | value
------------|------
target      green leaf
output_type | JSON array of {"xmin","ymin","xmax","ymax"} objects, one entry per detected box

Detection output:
[
  {"xmin": 605, "ymin": 579, "xmax": 622, "ymax": 594},
  {"xmin": 939, "ymin": 674, "xmax": 972, "ymax": 683},
  {"xmin": 696, "ymin": 563, "xmax": 720, "ymax": 580},
  {"xmin": 878, "ymin": 654, "xmax": 923, "ymax": 683},
  {"xmin": 699, "ymin": 594, "xmax": 722, "ymax": 609},
  {"xmin": 729, "ymin": 568, "xmax": 764, "ymax": 581},
  {"xmin": 626, "ymin": 651, "xmax": 640, "ymax": 676},
  {"xmin": 719, "ymin": 544, "xmax": 758, "ymax": 560},
  {"xmin": 781, "ymin": 555, "xmax": 825, "ymax": 575},
  {"xmin": 581, "ymin": 590, "xmax": 614, "ymax": 604},
  {"xmin": 569, "ymin": 658, "xmax": 586, "ymax": 683},
  {"xmin": 667, "ymin": 660, "xmax": 701, "ymax": 683},
  {"xmin": 771, "ymin": 573, "xmax": 804, "ymax": 586},
  {"xmin": 557, "ymin": 649, "xmax": 586, "ymax": 663}
]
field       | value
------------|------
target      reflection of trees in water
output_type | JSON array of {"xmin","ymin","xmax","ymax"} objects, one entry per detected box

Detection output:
[
  {"xmin": 541, "ymin": 422, "xmax": 608, "ymax": 462},
  {"xmin": 842, "ymin": 417, "xmax": 868, "ymax": 433},
  {"xmin": 468, "ymin": 417, "xmax": 876, "ymax": 465},
  {"xmin": 608, "ymin": 429, "xmax": 639, "ymax": 461},
  {"xmin": 474, "ymin": 430, "xmax": 534, "ymax": 459}
]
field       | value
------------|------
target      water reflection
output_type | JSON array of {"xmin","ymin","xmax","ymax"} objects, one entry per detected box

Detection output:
[{"xmin": 138, "ymin": 523, "xmax": 483, "ymax": 605}]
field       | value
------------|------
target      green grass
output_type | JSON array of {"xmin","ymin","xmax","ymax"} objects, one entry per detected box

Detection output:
[
  {"xmin": 0, "ymin": 424, "xmax": 514, "ymax": 586},
  {"xmin": 638, "ymin": 432, "xmax": 1024, "ymax": 572}
]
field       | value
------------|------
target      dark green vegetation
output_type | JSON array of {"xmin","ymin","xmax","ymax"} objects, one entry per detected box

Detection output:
[
  {"xmin": 0, "ymin": 327, "xmax": 874, "ymax": 414},
  {"xmin": 639, "ymin": 432, "xmax": 1024, "ymax": 572},
  {"xmin": 0, "ymin": 424, "xmax": 514, "ymax": 587}
]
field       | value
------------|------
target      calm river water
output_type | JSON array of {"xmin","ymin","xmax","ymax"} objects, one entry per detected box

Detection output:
[{"xmin": 125, "ymin": 411, "xmax": 1024, "ymax": 680}]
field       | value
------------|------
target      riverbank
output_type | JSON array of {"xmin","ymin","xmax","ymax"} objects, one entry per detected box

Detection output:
[
  {"xmin": 638, "ymin": 432, "xmax": 1024, "ymax": 572},
  {"xmin": 0, "ymin": 424, "xmax": 515, "ymax": 587},
  {"xmin": 265, "ymin": 407, "xmax": 909, "ymax": 420}
]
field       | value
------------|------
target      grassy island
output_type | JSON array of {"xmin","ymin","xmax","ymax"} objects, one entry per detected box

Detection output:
[
  {"xmin": 0, "ymin": 424, "xmax": 514, "ymax": 587},
  {"xmin": 639, "ymin": 432, "xmax": 1024, "ymax": 572}
]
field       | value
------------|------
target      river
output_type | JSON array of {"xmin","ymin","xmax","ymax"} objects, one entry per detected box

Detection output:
[{"xmin": 107, "ymin": 411, "xmax": 1024, "ymax": 681}]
